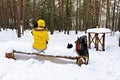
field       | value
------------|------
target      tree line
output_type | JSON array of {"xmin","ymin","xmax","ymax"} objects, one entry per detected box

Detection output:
[{"xmin": 0, "ymin": 0, "xmax": 119, "ymax": 37}]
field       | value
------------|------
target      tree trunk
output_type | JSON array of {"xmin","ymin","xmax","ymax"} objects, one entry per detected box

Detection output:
[
  {"xmin": 83, "ymin": 0, "xmax": 86, "ymax": 30},
  {"xmin": 95, "ymin": 0, "xmax": 100, "ymax": 27},
  {"xmin": 7, "ymin": 0, "xmax": 14, "ymax": 28},
  {"xmin": 85, "ymin": 0, "xmax": 89, "ymax": 33},
  {"xmin": 106, "ymin": 0, "xmax": 110, "ymax": 28},
  {"xmin": 21, "ymin": 0, "xmax": 26, "ymax": 34},
  {"xmin": 17, "ymin": 0, "xmax": 21, "ymax": 38},
  {"xmin": 50, "ymin": 0, "xmax": 55, "ymax": 34},
  {"xmin": 119, "ymin": 31, "xmax": 120, "ymax": 47},
  {"xmin": 119, "ymin": 34, "xmax": 120, "ymax": 47},
  {"xmin": 75, "ymin": 0, "xmax": 79, "ymax": 34},
  {"xmin": 13, "ymin": 0, "xmax": 17, "ymax": 29},
  {"xmin": 79, "ymin": 0, "xmax": 82, "ymax": 30},
  {"xmin": 0, "ymin": 0, "xmax": 2, "ymax": 31},
  {"xmin": 58, "ymin": 0, "xmax": 62, "ymax": 32},
  {"xmin": 111, "ymin": 0, "xmax": 116, "ymax": 32},
  {"xmin": 115, "ymin": 1, "xmax": 119, "ymax": 31},
  {"xmin": 1, "ymin": 0, "xmax": 6, "ymax": 29},
  {"xmin": 62, "ymin": 0, "xmax": 65, "ymax": 32},
  {"xmin": 67, "ymin": 0, "xmax": 72, "ymax": 35}
]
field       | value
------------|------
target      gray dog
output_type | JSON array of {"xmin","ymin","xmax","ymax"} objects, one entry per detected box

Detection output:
[{"xmin": 29, "ymin": 18, "xmax": 38, "ymax": 28}]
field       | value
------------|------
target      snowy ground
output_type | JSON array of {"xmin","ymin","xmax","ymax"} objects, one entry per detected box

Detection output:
[{"xmin": 0, "ymin": 29, "xmax": 120, "ymax": 80}]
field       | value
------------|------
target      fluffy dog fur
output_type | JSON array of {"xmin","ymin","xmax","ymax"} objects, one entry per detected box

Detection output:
[
  {"xmin": 75, "ymin": 35, "xmax": 89, "ymax": 64},
  {"xmin": 29, "ymin": 18, "xmax": 38, "ymax": 28}
]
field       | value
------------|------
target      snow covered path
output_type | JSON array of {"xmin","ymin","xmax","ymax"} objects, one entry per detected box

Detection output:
[{"xmin": 0, "ymin": 29, "xmax": 120, "ymax": 80}]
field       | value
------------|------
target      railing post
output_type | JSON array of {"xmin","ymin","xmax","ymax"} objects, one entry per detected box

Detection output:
[
  {"xmin": 88, "ymin": 33, "xmax": 91, "ymax": 49},
  {"xmin": 95, "ymin": 33, "xmax": 99, "ymax": 51},
  {"xmin": 102, "ymin": 33, "xmax": 105, "ymax": 51}
]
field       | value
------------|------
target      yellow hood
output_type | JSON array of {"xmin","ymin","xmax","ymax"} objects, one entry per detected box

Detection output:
[{"xmin": 38, "ymin": 19, "xmax": 45, "ymax": 27}]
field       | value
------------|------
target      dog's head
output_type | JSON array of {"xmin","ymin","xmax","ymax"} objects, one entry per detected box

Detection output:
[
  {"xmin": 80, "ymin": 35, "xmax": 87, "ymax": 44},
  {"xmin": 29, "ymin": 18, "xmax": 38, "ymax": 28}
]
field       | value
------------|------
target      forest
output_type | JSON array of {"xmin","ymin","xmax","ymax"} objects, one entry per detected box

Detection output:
[
  {"xmin": 0, "ymin": 1, "xmax": 120, "ymax": 79},
  {"xmin": 0, "ymin": 0, "xmax": 119, "ymax": 37}
]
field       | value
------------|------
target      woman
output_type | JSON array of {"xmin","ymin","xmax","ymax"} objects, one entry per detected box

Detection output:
[{"xmin": 32, "ymin": 19, "xmax": 49, "ymax": 52}]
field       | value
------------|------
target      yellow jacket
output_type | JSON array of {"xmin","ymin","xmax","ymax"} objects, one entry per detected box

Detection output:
[{"xmin": 32, "ymin": 27, "xmax": 49, "ymax": 50}]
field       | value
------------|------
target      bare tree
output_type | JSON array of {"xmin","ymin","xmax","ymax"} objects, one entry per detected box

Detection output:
[
  {"xmin": 118, "ymin": 15, "xmax": 120, "ymax": 31},
  {"xmin": 1, "ymin": 0, "xmax": 7, "ymax": 29},
  {"xmin": 62, "ymin": 0, "xmax": 65, "ymax": 32},
  {"xmin": 115, "ymin": 1, "xmax": 120, "ymax": 31},
  {"xmin": 106, "ymin": 0, "xmax": 110, "ymax": 28},
  {"xmin": 119, "ymin": 33, "xmax": 120, "ymax": 47},
  {"xmin": 112, "ymin": 0, "xmax": 116, "ymax": 32},
  {"xmin": 95, "ymin": 0, "xmax": 100, "ymax": 27},
  {"xmin": 49, "ymin": 0, "xmax": 55, "ymax": 34},
  {"xmin": 16, "ymin": 0, "xmax": 21, "ymax": 38},
  {"xmin": 85, "ymin": 0, "xmax": 90, "ymax": 33},
  {"xmin": 75, "ymin": 0, "xmax": 79, "ymax": 34},
  {"xmin": 0, "ymin": 0, "xmax": 2, "ymax": 31},
  {"xmin": 21, "ymin": 0, "xmax": 26, "ymax": 34}
]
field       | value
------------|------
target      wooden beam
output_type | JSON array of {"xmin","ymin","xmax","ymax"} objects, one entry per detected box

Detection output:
[{"xmin": 12, "ymin": 50, "xmax": 88, "ymax": 66}]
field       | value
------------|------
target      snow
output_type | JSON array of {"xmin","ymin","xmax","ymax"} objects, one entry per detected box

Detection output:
[
  {"xmin": 87, "ymin": 28, "xmax": 111, "ymax": 33},
  {"xmin": 0, "ymin": 29, "xmax": 120, "ymax": 80}
]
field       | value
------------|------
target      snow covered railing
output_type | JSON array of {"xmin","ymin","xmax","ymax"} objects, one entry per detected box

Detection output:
[
  {"xmin": 5, "ymin": 50, "xmax": 89, "ymax": 66},
  {"xmin": 87, "ymin": 28, "xmax": 111, "ymax": 51},
  {"xmin": 87, "ymin": 28, "xmax": 111, "ymax": 34}
]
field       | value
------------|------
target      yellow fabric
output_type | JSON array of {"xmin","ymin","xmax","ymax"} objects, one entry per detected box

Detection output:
[
  {"xmin": 32, "ymin": 28, "xmax": 49, "ymax": 50},
  {"xmin": 38, "ymin": 19, "xmax": 45, "ymax": 27}
]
